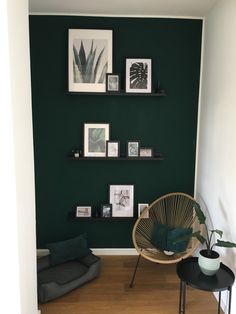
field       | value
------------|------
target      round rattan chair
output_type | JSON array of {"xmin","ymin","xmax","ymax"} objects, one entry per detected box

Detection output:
[{"xmin": 130, "ymin": 192, "xmax": 202, "ymax": 287}]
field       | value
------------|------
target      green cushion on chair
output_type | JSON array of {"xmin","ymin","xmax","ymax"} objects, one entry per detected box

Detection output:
[
  {"xmin": 167, "ymin": 227, "xmax": 192, "ymax": 253},
  {"xmin": 151, "ymin": 222, "xmax": 192, "ymax": 253},
  {"xmin": 150, "ymin": 222, "xmax": 171, "ymax": 250},
  {"xmin": 46, "ymin": 234, "xmax": 91, "ymax": 266}
]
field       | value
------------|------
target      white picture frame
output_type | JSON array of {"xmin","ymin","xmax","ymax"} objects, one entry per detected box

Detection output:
[
  {"xmin": 68, "ymin": 29, "xmax": 113, "ymax": 93},
  {"xmin": 109, "ymin": 185, "xmax": 134, "ymax": 217},
  {"xmin": 139, "ymin": 147, "xmax": 153, "ymax": 157},
  {"xmin": 138, "ymin": 203, "xmax": 149, "ymax": 218},
  {"xmin": 106, "ymin": 141, "xmax": 120, "ymax": 157},
  {"xmin": 76, "ymin": 206, "xmax": 92, "ymax": 217},
  {"xmin": 84, "ymin": 123, "xmax": 110, "ymax": 157},
  {"xmin": 125, "ymin": 58, "xmax": 152, "ymax": 93}
]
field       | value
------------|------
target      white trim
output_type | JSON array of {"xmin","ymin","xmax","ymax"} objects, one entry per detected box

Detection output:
[
  {"xmin": 194, "ymin": 18, "xmax": 205, "ymax": 199},
  {"xmin": 37, "ymin": 249, "xmax": 49, "ymax": 256},
  {"xmin": 92, "ymin": 248, "xmax": 138, "ymax": 255},
  {"xmin": 37, "ymin": 248, "xmax": 138, "ymax": 256},
  {"xmin": 29, "ymin": 13, "xmax": 204, "ymax": 19}
]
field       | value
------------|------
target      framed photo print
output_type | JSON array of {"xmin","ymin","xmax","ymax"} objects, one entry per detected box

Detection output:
[
  {"xmin": 101, "ymin": 204, "xmax": 112, "ymax": 218},
  {"xmin": 127, "ymin": 141, "xmax": 140, "ymax": 157},
  {"xmin": 106, "ymin": 141, "xmax": 120, "ymax": 157},
  {"xmin": 106, "ymin": 73, "xmax": 120, "ymax": 92},
  {"xmin": 84, "ymin": 123, "xmax": 110, "ymax": 157},
  {"xmin": 109, "ymin": 185, "xmax": 134, "ymax": 217},
  {"xmin": 139, "ymin": 147, "xmax": 153, "ymax": 157},
  {"xmin": 68, "ymin": 29, "xmax": 113, "ymax": 93},
  {"xmin": 138, "ymin": 203, "xmax": 149, "ymax": 218},
  {"xmin": 125, "ymin": 58, "xmax": 152, "ymax": 93},
  {"xmin": 76, "ymin": 206, "xmax": 92, "ymax": 217}
]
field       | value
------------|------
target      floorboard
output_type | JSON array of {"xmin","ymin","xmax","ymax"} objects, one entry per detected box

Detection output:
[{"xmin": 39, "ymin": 256, "xmax": 222, "ymax": 314}]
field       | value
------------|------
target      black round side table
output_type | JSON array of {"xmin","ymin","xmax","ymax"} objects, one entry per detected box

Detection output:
[{"xmin": 176, "ymin": 257, "xmax": 235, "ymax": 314}]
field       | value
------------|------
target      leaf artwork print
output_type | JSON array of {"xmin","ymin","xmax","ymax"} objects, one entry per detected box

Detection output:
[
  {"xmin": 114, "ymin": 190, "xmax": 130, "ymax": 210},
  {"xmin": 73, "ymin": 39, "xmax": 108, "ymax": 84},
  {"xmin": 88, "ymin": 128, "xmax": 105, "ymax": 153},
  {"xmin": 130, "ymin": 62, "xmax": 148, "ymax": 89}
]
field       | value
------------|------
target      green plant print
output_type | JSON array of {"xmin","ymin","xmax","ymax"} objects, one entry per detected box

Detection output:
[
  {"xmin": 88, "ymin": 128, "xmax": 105, "ymax": 152},
  {"xmin": 73, "ymin": 39, "xmax": 108, "ymax": 84}
]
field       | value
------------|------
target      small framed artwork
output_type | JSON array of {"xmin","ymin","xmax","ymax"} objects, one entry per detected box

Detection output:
[
  {"xmin": 76, "ymin": 206, "xmax": 92, "ymax": 217},
  {"xmin": 127, "ymin": 141, "xmax": 140, "ymax": 157},
  {"xmin": 109, "ymin": 185, "xmax": 134, "ymax": 217},
  {"xmin": 101, "ymin": 204, "xmax": 112, "ymax": 218},
  {"xmin": 138, "ymin": 203, "xmax": 149, "ymax": 218},
  {"xmin": 84, "ymin": 123, "xmax": 110, "ymax": 157},
  {"xmin": 68, "ymin": 29, "xmax": 113, "ymax": 93},
  {"xmin": 106, "ymin": 73, "xmax": 120, "ymax": 93},
  {"xmin": 125, "ymin": 58, "xmax": 152, "ymax": 93},
  {"xmin": 139, "ymin": 147, "xmax": 153, "ymax": 157},
  {"xmin": 106, "ymin": 141, "xmax": 120, "ymax": 157}
]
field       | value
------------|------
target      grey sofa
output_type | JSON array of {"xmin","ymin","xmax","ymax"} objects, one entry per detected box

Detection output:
[{"xmin": 37, "ymin": 253, "xmax": 101, "ymax": 303}]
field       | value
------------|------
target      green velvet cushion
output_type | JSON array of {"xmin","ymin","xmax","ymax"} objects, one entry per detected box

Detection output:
[
  {"xmin": 150, "ymin": 222, "xmax": 171, "ymax": 250},
  {"xmin": 167, "ymin": 227, "xmax": 192, "ymax": 253},
  {"xmin": 150, "ymin": 222, "xmax": 192, "ymax": 253},
  {"xmin": 46, "ymin": 234, "xmax": 91, "ymax": 266}
]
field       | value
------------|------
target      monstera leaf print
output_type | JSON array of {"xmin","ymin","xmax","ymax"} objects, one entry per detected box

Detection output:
[{"xmin": 130, "ymin": 62, "xmax": 148, "ymax": 89}]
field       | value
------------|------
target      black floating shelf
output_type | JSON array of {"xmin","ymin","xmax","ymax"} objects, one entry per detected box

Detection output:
[
  {"xmin": 69, "ymin": 154, "xmax": 164, "ymax": 161},
  {"xmin": 67, "ymin": 90, "xmax": 166, "ymax": 97},
  {"xmin": 68, "ymin": 212, "xmax": 136, "ymax": 221}
]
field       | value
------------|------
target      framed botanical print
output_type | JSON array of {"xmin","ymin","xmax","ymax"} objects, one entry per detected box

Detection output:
[
  {"xmin": 125, "ymin": 58, "xmax": 152, "ymax": 93},
  {"xmin": 127, "ymin": 141, "xmax": 140, "ymax": 157},
  {"xmin": 68, "ymin": 29, "xmax": 113, "ymax": 93},
  {"xmin": 84, "ymin": 123, "xmax": 110, "ymax": 157},
  {"xmin": 106, "ymin": 141, "xmax": 120, "ymax": 157},
  {"xmin": 109, "ymin": 185, "xmax": 134, "ymax": 217}
]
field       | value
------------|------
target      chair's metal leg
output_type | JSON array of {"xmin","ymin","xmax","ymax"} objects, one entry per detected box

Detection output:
[{"xmin": 129, "ymin": 254, "xmax": 141, "ymax": 288}]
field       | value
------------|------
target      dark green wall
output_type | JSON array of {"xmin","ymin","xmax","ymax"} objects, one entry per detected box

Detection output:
[{"xmin": 29, "ymin": 16, "xmax": 202, "ymax": 248}]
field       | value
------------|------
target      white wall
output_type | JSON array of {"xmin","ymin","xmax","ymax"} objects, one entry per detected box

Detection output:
[
  {"xmin": 0, "ymin": 0, "xmax": 38, "ymax": 313},
  {"xmin": 196, "ymin": 0, "xmax": 236, "ymax": 311}
]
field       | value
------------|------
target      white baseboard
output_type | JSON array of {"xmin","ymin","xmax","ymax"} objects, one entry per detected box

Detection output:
[
  {"xmin": 92, "ymin": 248, "xmax": 137, "ymax": 255},
  {"xmin": 37, "ymin": 248, "xmax": 137, "ymax": 256}
]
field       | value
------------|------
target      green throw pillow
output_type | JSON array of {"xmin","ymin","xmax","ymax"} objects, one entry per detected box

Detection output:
[
  {"xmin": 167, "ymin": 227, "xmax": 192, "ymax": 253},
  {"xmin": 150, "ymin": 222, "xmax": 171, "ymax": 250},
  {"xmin": 46, "ymin": 234, "xmax": 91, "ymax": 266}
]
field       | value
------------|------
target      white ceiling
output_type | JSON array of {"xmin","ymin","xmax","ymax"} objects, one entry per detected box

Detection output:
[{"xmin": 29, "ymin": 0, "xmax": 217, "ymax": 17}]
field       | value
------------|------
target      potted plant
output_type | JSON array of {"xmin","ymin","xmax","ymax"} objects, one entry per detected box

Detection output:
[{"xmin": 187, "ymin": 202, "xmax": 236, "ymax": 275}]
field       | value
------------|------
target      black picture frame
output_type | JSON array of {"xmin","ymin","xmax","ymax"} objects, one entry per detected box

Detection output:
[
  {"xmin": 127, "ymin": 140, "xmax": 140, "ymax": 157},
  {"xmin": 139, "ymin": 147, "xmax": 153, "ymax": 157},
  {"xmin": 106, "ymin": 73, "xmax": 120, "ymax": 93},
  {"xmin": 101, "ymin": 204, "xmax": 112, "ymax": 218},
  {"xmin": 106, "ymin": 141, "xmax": 120, "ymax": 157}
]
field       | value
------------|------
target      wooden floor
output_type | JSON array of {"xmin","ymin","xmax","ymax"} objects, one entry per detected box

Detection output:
[{"xmin": 39, "ymin": 256, "xmax": 222, "ymax": 314}]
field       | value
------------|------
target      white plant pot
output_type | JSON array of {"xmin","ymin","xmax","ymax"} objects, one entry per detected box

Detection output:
[{"xmin": 198, "ymin": 249, "xmax": 220, "ymax": 276}]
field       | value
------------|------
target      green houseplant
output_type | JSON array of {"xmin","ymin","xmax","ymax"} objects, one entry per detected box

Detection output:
[{"xmin": 191, "ymin": 202, "xmax": 236, "ymax": 275}]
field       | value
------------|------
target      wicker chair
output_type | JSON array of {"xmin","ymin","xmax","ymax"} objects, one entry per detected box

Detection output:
[{"xmin": 130, "ymin": 192, "xmax": 202, "ymax": 287}]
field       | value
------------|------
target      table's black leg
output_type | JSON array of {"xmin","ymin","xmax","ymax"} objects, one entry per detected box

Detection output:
[
  {"xmin": 228, "ymin": 286, "xmax": 232, "ymax": 314},
  {"xmin": 179, "ymin": 281, "xmax": 183, "ymax": 313},
  {"xmin": 179, "ymin": 281, "xmax": 186, "ymax": 314},
  {"xmin": 218, "ymin": 291, "xmax": 221, "ymax": 314},
  {"xmin": 182, "ymin": 282, "xmax": 186, "ymax": 314}
]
